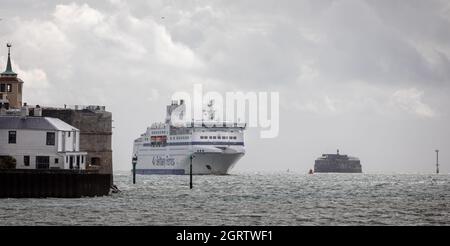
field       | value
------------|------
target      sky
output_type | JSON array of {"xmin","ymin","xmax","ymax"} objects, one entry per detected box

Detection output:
[{"xmin": 1, "ymin": 0, "xmax": 449, "ymax": 173}]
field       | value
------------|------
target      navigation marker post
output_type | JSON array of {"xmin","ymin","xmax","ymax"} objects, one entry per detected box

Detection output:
[
  {"xmin": 132, "ymin": 156, "xmax": 137, "ymax": 184},
  {"xmin": 190, "ymin": 154, "xmax": 194, "ymax": 189},
  {"xmin": 436, "ymin": 150, "xmax": 439, "ymax": 174}
]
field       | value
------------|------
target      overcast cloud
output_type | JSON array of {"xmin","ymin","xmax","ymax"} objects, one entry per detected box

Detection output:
[{"xmin": 1, "ymin": 0, "xmax": 449, "ymax": 173}]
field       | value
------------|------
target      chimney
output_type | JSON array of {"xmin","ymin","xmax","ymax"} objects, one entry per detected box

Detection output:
[
  {"xmin": 34, "ymin": 105, "xmax": 42, "ymax": 117},
  {"xmin": 21, "ymin": 102, "xmax": 29, "ymax": 117}
]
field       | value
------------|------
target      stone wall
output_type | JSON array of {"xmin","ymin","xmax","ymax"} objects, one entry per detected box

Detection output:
[{"xmin": 314, "ymin": 159, "xmax": 362, "ymax": 173}]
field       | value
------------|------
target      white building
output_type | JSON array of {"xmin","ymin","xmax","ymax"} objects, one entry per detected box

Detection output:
[{"xmin": 0, "ymin": 114, "xmax": 87, "ymax": 170}]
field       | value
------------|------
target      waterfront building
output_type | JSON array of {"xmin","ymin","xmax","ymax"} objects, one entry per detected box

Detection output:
[{"xmin": 0, "ymin": 106, "xmax": 87, "ymax": 170}]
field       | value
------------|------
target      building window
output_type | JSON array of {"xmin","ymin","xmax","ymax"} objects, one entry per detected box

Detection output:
[
  {"xmin": 91, "ymin": 157, "xmax": 100, "ymax": 166},
  {"xmin": 81, "ymin": 156, "xmax": 84, "ymax": 163},
  {"xmin": 24, "ymin": 156, "xmax": 30, "ymax": 166},
  {"xmin": 8, "ymin": 131, "xmax": 16, "ymax": 144},
  {"xmin": 46, "ymin": 132, "xmax": 55, "ymax": 146},
  {"xmin": 68, "ymin": 131, "xmax": 71, "ymax": 137},
  {"xmin": 0, "ymin": 84, "xmax": 5, "ymax": 92},
  {"xmin": 36, "ymin": 156, "xmax": 50, "ymax": 169},
  {"xmin": 55, "ymin": 158, "xmax": 59, "ymax": 164},
  {"xmin": 7, "ymin": 84, "xmax": 12, "ymax": 92}
]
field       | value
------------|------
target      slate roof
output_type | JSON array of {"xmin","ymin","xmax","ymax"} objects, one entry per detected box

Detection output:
[{"xmin": 0, "ymin": 116, "xmax": 78, "ymax": 131}]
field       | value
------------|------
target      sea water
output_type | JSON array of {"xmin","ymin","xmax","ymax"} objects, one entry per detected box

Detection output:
[{"xmin": 0, "ymin": 172, "xmax": 448, "ymax": 225}]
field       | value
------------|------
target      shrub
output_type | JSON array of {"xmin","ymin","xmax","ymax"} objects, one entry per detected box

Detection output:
[{"xmin": 0, "ymin": 156, "xmax": 17, "ymax": 169}]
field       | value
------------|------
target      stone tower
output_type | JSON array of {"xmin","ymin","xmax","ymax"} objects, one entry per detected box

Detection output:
[{"xmin": 0, "ymin": 43, "xmax": 23, "ymax": 109}]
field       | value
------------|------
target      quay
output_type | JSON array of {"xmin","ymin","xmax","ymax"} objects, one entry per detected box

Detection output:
[{"xmin": 0, "ymin": 169, "xmax": 111, "ymax": 198}]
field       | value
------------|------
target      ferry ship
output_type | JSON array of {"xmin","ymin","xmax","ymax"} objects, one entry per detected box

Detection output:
[{"xmin": 132, "ymin": 100, "xmax": 246, "ymax": 175}]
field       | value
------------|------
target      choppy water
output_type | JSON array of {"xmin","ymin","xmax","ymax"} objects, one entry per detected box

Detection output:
[{"xmin": 0, "ymin": 172, "xmax": 449, "ymax": 225}]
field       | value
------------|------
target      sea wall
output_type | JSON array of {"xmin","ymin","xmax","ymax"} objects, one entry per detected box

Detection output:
[{"xmin": 0, "ymin": 169, "xmax": 111, "ymax": 198}]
